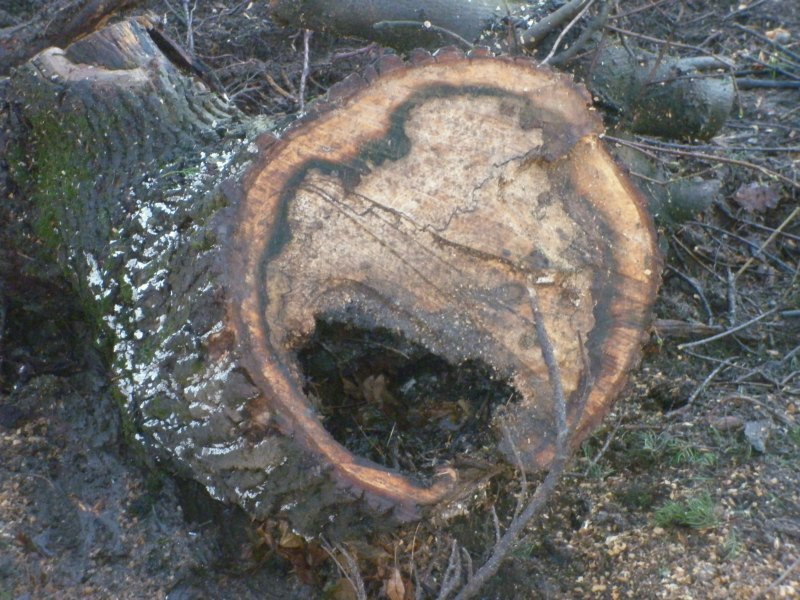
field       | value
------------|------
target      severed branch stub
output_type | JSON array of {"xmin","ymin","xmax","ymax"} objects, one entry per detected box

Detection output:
[{"xmin": 7, "ymin": 19, "xmax": 660, "ymax": 536}]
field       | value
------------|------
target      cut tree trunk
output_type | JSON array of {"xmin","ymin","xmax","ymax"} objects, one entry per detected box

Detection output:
[{"xmin": 5, "ymin": 19, "xmax": 660, "ymax": 536}]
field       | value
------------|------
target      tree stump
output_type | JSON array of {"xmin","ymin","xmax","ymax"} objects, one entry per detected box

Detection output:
[{"xmin": 5, "ymin": 20, "xmax": 660, "ymax": 535}]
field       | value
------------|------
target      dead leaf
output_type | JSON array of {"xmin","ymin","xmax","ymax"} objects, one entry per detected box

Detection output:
[
  {"xmin": 278, "ymin": 521, "xmax": 305, "ymax": 549},
  {"xmin": 765, "ymin": 27, "xmax": 791, "ymax": 43},
  {"xmin": 709, "ymin": 415, "xmax": 744, "ymax": 431},
  {"xmin": 384, "ymin": 568, "xmax": 405, "ymax": 600},
  {"xmin": 734, "ymin": 182, "xmax": 780, "ymax": 213},
  {"xmin": 361, "ymin": 374, "xmax": 398, "ymax": 408},
  {"xmin": 325, "ymin": 577, "xmax": 358, "ymax": 600}
]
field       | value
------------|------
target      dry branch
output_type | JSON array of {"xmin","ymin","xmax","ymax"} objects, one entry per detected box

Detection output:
[{"xmin": 451, "ymin": 285, "xmax": 576, "ymax": 600}]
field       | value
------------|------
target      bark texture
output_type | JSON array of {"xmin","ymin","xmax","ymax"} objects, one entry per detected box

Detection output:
[
  {"xmin": 584, "ymin": 44, "xmax": 735, "ymax": 141},
  {"xmin": 7, "ymin": 20, "xmax": 660, "ymax": 536}
]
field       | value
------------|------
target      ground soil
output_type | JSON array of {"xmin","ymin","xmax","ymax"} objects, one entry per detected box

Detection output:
[{"xmin": 1, "ymin": 1, "xmax": 798, "ymax": 598}]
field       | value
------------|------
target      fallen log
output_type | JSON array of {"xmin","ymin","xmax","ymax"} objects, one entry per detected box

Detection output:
[
  {"xmin": 270, "ymin": 0, "xmax": 735, "ymax": 141},
  {"xmin": 269, "ymin": 0, "xmax": 525, "ymax": 50},
  {"xmin": 4, "ymin": 19, "xmax": 660, "ymax": 536}
]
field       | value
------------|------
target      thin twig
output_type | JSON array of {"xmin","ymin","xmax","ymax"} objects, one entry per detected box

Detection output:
[
  {"xmin": 734, "ymin": 206, "xmax": 800, "ymax": 281},
  {"xmin": 693, "ymin": 221, "xmax": 795, "ymax": 276},
  {"xmin": 550, "ymin": 0, "xmax": 611, "ymax": 67},
  {"xmin": 181, "ymin": 0, "xmax": 196, "ymax": 56},
  {"xmin": 682, "ymin": 348, "xmax": 745, "ymax": 368},
  {"xmin": 582, "ymin": 418, "xmax": 622, "ymax": 477},
  {"xmin": 722, "ymin": 394, "xmax": 796, "ymax": 427},
  {"xmin": 298, "ymin": 29, "xmax": 312, "ymax": 112},
  {"xmin": 605, "ymin": 24, "xmax": 733, "ymax": 64},
  {"xmin": 731, "ymin": 23, "xmax": 800, "ymax": 65},
  {"xmin": 665, "ymin": 265, "xmax": 715, "ymax": 325},
  {"xmin": 736, "ymin": 79, "xmax": 800, "ymax": 89},
  {"xmin": 605, "ymin": 135, "xmax": 799, "ymax": 190},
  {"xmin": 436, "ymin": 540, "xmax": 463, "ymax": 600},
  {"xmin": 265, "ymin": 72, "xmax": 296, "ymax": 100},
  {"xmin": 321, "ymin": 540, "xmax": 367, "ymax": 600},
  {"xmin": 610, "ymin": 0, "xmax": 673, "ymax": 20},
  {"xmin": 373, "ymin": 20, "xmax": 474, "ymax": 49},
  {"xmin": 754, "ymin": 556, "xmax": 800, "ymax": 599},
  {"xmin": 677, "ymin": 308, "xmax": 779, "ymax": 350},
  {"xmin": 461, "ymin": 547, "xmax": 473, "ymax": 582},
  {"xmin": 739, "ymin": 52, "xmax": 800, "ymax": 82},
  {"xmin": 490, "ymin": 505, "xmax": 502, "ymax": 545},
  {"xmin": 722, "ymin": 0, "xmax": 771, "ymax": 21},
  {"xmin": 501, "ymin": 423, "xmax": 528, "ymax": 519},
  {"xmin": 540, "ymin": 0, "xmax": 597, "ymax": 66},
  {"xmin": 331, "ymin": 43, "xmax": 379, "ymax": 61},
  {"xmin": 726, "ymin": 268, "xmax": 737, "ymax": 326},
  {"xmin": 522, "ymin": 0, "xmax": 591, "ymax": 49},
  {"xmin": 666, "ymin": 361, "xmax": 729, "ymax": 417},
  {"xmin": 641, "ymin": 139, "xmax": 800, "ymax": 154},
  {"xmin": 410, "ymin": 523, "xmax": 424, "ymax": 600},
  {"xmin": 452, "ymin": 282, "xmax": 576, "ymax": 599}
]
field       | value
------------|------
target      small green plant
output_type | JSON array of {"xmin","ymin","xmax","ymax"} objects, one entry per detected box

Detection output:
[
  {"xmin": 670, "ymin": 442, "xmax": 717, "ymax": 467},
  {"xmin": 580, "ymin": 442, "xmax": 614, "ymax": 480},
  {"xmin": 788, "ymin": 426, "xmax": 800, "ymax": 447},
  {"xmin": 638, "ymin": 431, "xmax": 717, "ymax": 467},
  {"xmin": 654, "ymin": 492, "xmax": 719, "ymax": 530},
  {"xmin": 721, "ymin": 529, "xmax": 742, "ymax": 559}
]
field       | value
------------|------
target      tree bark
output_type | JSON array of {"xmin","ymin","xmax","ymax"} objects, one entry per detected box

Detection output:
[
  {"xmin": 583, "ymin": 44, "xmax": 734, "ymax": 141},
  {"xmin": 5, "ymin": 20, "xmax": 660, "ymax": 536}
]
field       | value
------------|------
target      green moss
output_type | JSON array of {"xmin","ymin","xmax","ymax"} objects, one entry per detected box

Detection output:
[
  {"xmin": 788, "ymin": 426, "xmax": 800, "ymax": 447},
  {"xmin": 111, "ymin": 386, "xmax": 144, "ymax": 452},
  {"xmin": 617, "ymin": 484, "xmax": 657, "ymax": 511},
  {"xmin": 136, "ymin": 337, "xmax": 159, "ymax": 366},
  {"xmin": 10, "ymin": 77, "xmax": 111, "ymax": 341},
  {"xmin": 190, "ymin": 230, "xmax": 217, "ymax": 253},
  {"xmin": 146, "ymin": 396, "xmax": 175, "ymax": 421},
  {"xmin": 26, "ymin": 110, "xmax": 95, "ymax": 249}
]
